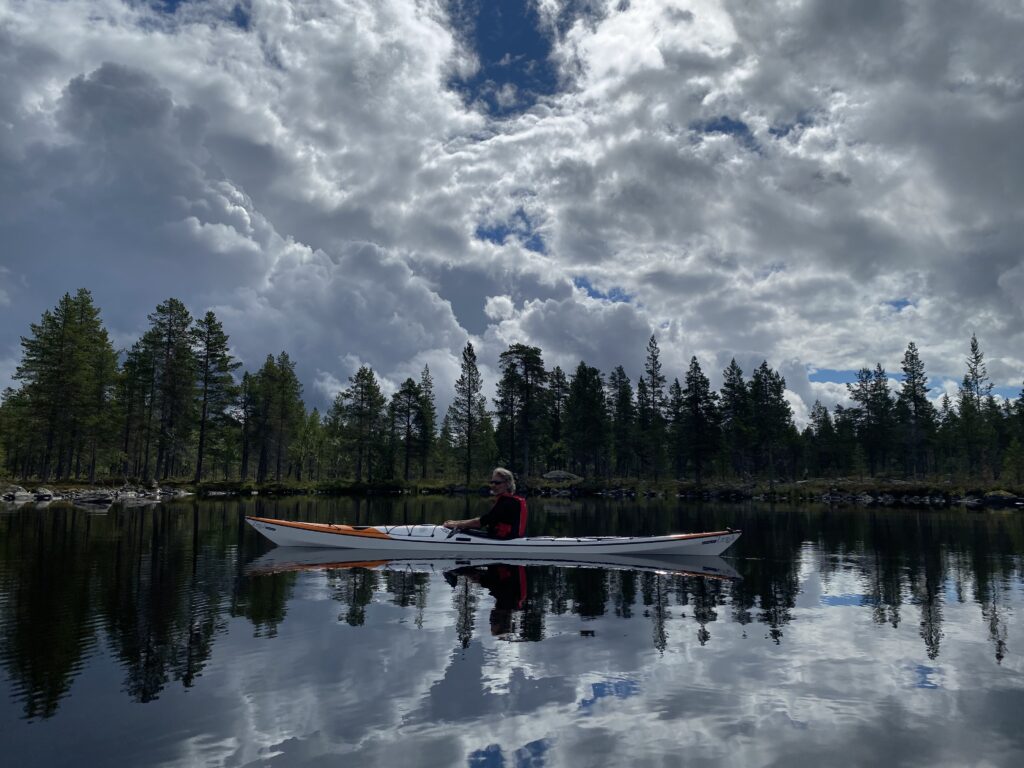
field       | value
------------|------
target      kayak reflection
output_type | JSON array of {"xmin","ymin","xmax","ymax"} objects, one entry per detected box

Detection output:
[
  {"xmin": 245, "ymin": 549, "xmax": 743, "ymax": 645},
  {"xmin": 245, "ymin": 548, "xmax": 742, "ymax": 581}
]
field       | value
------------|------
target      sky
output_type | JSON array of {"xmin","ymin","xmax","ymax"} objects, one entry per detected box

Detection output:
[{"xmin": 1, "ymin": 0, "xmax": 1023, "ymax": 425}]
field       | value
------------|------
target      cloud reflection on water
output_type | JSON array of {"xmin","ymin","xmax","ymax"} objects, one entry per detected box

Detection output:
[{"xmin": 1, "ymin": 500, "xmax": 1023, "ymax": 767}]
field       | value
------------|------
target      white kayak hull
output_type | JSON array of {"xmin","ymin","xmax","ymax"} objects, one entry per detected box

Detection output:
[
  {"xmin": 245, "ymin": 516, "xmax": 741, "ymax": 556},
  {"xmin": 246, "ymin": 547, "xmax": 742, "ymax": 580}
]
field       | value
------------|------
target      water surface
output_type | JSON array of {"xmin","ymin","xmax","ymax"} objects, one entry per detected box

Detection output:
[{"xmin": 1, "ymin": 497, "xmax": 1022, "ymax": 767}]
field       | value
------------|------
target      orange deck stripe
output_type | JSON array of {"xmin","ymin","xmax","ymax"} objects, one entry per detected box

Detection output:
[
  {"xmin": 247, "ymin": 516, "xmax": 393, "ymax": 539},
  {"xmin": 669, "ymin": 530, "xmax": 733, "ymax": 540}
]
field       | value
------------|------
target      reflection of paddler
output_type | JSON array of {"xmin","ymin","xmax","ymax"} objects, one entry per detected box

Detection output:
[{"xmin": 445, "ymin": 563, "xmax": 528, "ymax": 637}]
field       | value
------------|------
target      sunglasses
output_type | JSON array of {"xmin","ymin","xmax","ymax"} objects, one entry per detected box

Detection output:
[{"xmin": 488, "ymin": 479, "xmax": 505, "ymax": 485}]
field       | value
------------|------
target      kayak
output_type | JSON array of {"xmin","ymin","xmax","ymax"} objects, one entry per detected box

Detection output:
[
  {"xmin": 245, "ymin": 516, "xmax": 741, "ymax": 556},
  {"xmin": 245, "ymin": 547, "xmax": 742, "ymax": 580}
]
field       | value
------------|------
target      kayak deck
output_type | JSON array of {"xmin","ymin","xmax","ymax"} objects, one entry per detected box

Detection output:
[{"xmin": 245, "ymin": 516, "xmax": 741, "ymax": 556}]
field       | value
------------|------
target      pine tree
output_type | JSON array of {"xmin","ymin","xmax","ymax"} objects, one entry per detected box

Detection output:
[
  {"xmin": 808, "ymin": 401, "xmax": 836, "ymax": 477},
  {"xmin": 292, "ymin": 409, "xmax": 324, "ymax": 482},
  {"xmin": 271, "ymin": 352, "xmax": 304, "ymax": 481},
  {"xmin": 495, "ymin": 344, "xmax": 547, "ymax": 478},
  {"xmin": 546, "ymin": 366, "xmax": 569, "ymax": 470},
  {"xmin": 392, "ymin": 378, "xmax": 422, "ymax": 481},
  {"xmin": 13, "ymin": 289, "xmax": 117, "ymax": 480},
  {"xmin": 238, "ymin": 372, "xmax": 254, "ymax": 480},
  {"xmin": 119, "ymin": 339, "xmax": 154, "ymax": 479},
  {"xmin": 192, "ymin": 311, "xmax": 240, "ymax": 483},
  {"xmin": 565, "ymin": 361, "xmax": 608, "ymax": 476},
  {"xmin": 448, "ymin": 342, "xmax": 486, "ymax": 485},
  {"xmin": 936, "ymin": 393, "xmax": 959, "ymax": 478},
  {"xmin": 607, "ymin": 366, "xmax": 636, "ymax": 478},
  {"xmin": 666, "ymin": 378, "xmax": 686, "ymax": 479},
  {"xmin": 416, "ymin": 366, "xmax": 436, "ymax": 480},
  {"xmin": 719, "ymin": 359, "xmax": 752, "ymax": 479},
  {"xmin": 340, "ymin": 366, "xmax": 385, "ymax": 482},
  {"xmin": 750, "ymin": 361, "xmax": 792, "ymax": 490},
  {"xmin": 895, "ymin": 342, "xmax": 935, "ymax": 478},
  {"xmin": 682, "ymin": 356, "xmax": 719, "ymax": 487},
  {"xmin": 641, "ymin": 335, "xmax": 667, "ymax": 479},
  {"xmin": 146, "ymin": 298, "xmax": 196, "ymax": 479},
  {"xmin": 847, "ymin": 364, "xmax": 893, "ymax": 476},
  {"xmin": 958, "ymin": 335, "xmax": 993, "ymax": 475}
]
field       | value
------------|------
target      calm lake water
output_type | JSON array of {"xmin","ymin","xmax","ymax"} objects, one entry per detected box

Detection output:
[{"xmin": 1, "ymin": 496, "xmax": 1023, "ymax": 767}]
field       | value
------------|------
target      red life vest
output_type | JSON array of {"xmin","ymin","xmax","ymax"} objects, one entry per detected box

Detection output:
[{"xmin": 489, "ymin": 493, "xmax": 528, "ymax": 539}]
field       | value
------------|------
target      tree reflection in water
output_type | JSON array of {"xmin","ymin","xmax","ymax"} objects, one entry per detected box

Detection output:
[{"xmin": 0, "ymin": 498, "xmax": 1022, "ymax": 721}]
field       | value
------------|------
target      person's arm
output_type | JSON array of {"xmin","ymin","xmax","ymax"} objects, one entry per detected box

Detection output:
[{"xmin": 443, "ymin": 517, "xmax": 482, "ymax": 530}]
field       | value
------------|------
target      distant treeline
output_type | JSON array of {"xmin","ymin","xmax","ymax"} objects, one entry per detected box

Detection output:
[{"xmin": 1, "ymin": 289, "xmax": 1023, "ymax": 487}]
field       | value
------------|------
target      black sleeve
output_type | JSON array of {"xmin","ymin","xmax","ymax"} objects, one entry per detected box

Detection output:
[{"xmin": 479, "ymin": 496, "xmax": 516, "ymax": 527}]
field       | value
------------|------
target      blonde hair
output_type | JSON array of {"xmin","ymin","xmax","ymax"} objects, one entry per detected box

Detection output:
[{"xmin": 492, "ymin": 467, "xmax": 516, "ymax": 494}]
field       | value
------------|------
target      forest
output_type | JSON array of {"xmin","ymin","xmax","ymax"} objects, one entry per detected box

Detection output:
[{"xmin": 1, "ymin": 289, "xmax": 1023, "ymax": 490}]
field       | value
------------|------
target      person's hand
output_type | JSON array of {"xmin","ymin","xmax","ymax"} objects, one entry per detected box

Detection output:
[{"xmin": 443, "ymin": 520, "xmax": 458, "ymax": 530}]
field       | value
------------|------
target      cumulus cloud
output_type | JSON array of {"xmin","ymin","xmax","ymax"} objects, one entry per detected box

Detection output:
[{"xmin": 1, "ymin": 0, "xmax": 1022, "ymax": 416}]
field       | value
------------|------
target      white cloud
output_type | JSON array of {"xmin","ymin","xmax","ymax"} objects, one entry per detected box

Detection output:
[
  {"xmin": 483, "ymin": 295, "xmax": 516, "ymax": 321},
  {"xmin": 1, "ymin": 0, "xmax": 1022, "ymax": 418}
]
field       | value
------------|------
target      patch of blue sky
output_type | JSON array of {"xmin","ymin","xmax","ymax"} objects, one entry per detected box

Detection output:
[
  {"xmin": 229, "ymin": 2, "xmax": 251, "ymax": 30},
  {"xmin": 574, "ymin": 276, "xmax": 631, "ymax": 303},
  {"xmin": 886, "ymin": 298, "xmax": 914, "ymax": 311},
  {"xmin": 820, "ymin": 594, "xmax": 873, "ymax": 606},
  {"xmin": 578, "ymin": 679, "xmax": 640, "ymax": 713},
  {"xmin": 445, "ymin": 0, "xmax": 562, "ymax": 117},
  {"xmin": 475, "ymin": 207, "xmax": 545, "ymax": 253},
  {"xmin": 994, "ymin": 385, "xmax": 1022, "ymax": 401},
  {"xmin": 692, "ymin": 115, "xmax": 760, "ymax": 152}
]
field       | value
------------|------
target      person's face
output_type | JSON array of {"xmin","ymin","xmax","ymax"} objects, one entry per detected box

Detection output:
[{"xmin": 489, "ymin": 474, "xmax": 507, "ymax": 495}]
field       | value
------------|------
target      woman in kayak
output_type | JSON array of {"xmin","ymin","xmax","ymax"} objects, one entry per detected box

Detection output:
[{"xmin": 443, "ymin": 467, "xmax": 527, "ymax": 539}]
